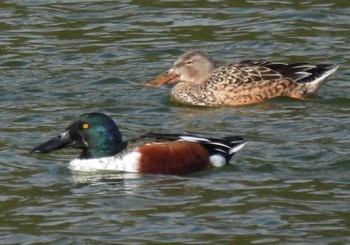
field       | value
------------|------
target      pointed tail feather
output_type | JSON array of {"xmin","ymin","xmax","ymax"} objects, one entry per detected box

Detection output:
[
  {"xmin": 268, "ymin": 62, "xmax": 338, "ymax": 95},
  {"xmin": 179, "ymin": 135, "xmax": 246, "ymax": 167},
  {"xmin": 222, "ymin": 136, "xmax": 248, "ymax": 159},
  {"xmin": 244, "ymin": 61, "xmax": 338, "ymax": 95},
  {"xmin": 296, "ymin": 64, "xmax": 339, "ymax": 94},
  {"xmin": 210, "ymin": 137, "xmax": 247, "ymax": 167}
]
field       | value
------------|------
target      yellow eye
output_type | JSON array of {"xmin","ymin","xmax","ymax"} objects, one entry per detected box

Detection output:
[{"xmin": 83, "ymin": 123, "xmax": 89, "ymax": 129}]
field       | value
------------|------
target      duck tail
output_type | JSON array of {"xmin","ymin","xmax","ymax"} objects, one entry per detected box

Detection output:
[
  {"xmin": 289, "ymin": 64, "xmax": 339, "ymax": 94},
  {"xmin": 296, "ymin": 64, "xmax": 339, "ymax": 94},
  {"xmin": 263, "ymin": 62, "xmax": 338, "ymax": 96},
  {"xmin": 220, "ymin": 136, "xmax": 248, "ymax": 158},
  {"xmin": 179, "ymin": 135, "xmax": 247, "ymax": 167}
]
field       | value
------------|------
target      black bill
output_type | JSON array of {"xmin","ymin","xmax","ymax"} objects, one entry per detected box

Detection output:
[{"xmin": 30, "ymin": 131, "xmax": 74, "ymax": 153}]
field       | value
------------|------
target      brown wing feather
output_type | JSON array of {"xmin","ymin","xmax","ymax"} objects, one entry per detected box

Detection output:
[
  {"xmin": 202, "ymin": 64, "xmax": 297, "ymax": 105},
  {"xmin": 138, "ymin": 141, "xmax": 211, "ymax": 175}
]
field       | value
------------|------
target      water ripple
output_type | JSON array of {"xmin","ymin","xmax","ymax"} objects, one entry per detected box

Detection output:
[{"xmin": 1, "ymin": 0, "xmax": 349, "ymax": 244}]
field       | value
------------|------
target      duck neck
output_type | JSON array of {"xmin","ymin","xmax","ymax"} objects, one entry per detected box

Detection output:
[
  {"xmin": 80, "ymin": 141, "xmax": 127, "ymax": 159},
  {"xmin": 79, "ymin": 129, "xmax": 127, "ymax": 159}
]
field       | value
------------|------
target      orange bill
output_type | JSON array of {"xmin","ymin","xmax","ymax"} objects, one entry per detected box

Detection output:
[{"xmin": 145, "ymin": 70, "xmax": 180, "ymax": 86}]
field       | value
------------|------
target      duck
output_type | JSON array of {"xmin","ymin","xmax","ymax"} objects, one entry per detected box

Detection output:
[
  {"xmin": 30, "ymin": 112, "xmax": 247, "ymax": 175},
  {"xmin": 146, "ymin": 50, "xmax": 339, "ymax": 106}
]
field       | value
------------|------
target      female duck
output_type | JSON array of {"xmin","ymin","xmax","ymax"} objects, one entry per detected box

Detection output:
[{"xmin": 146, "ymin": 50, "xmax": 338, "ymax": 106}]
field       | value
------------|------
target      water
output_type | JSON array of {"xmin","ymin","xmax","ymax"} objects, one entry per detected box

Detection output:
[{"xmin": 1, "ymin": 0, "xmax": 349, "ymax": 244}]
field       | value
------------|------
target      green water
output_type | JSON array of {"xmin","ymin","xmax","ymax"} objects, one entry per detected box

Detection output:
[{"xmin": 1, "ymin": 1, "xmax": 349, "ymax": 244}]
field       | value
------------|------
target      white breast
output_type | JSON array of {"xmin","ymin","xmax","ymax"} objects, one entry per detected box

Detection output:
[{"xmin": 68, "ymin": 151, "xmax": 142, "ymax": 172}]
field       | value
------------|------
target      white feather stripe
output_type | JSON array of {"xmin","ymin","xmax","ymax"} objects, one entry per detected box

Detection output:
[
  {"xmin": 179, "ymin": 136, "xmax": 210, "ymax": 142},
  {"xmin": 292, "ymin": 64, "xmax": 316, "ymax": 69},
  {"xmin": 309, "ymin": 66, "xmax": 339, "ymax": 84},
  {"xmin": 206, "ymin": 141, "xmax": 232, "ymax": 148},
  {"xmin": 295, "ymin": 71, "xmax": 312, "ymax": 75},
  {"xmin": 229, "ymin": 142, "xmax": 248, "ymax": 154},
  {"xmin": 179, "ymin": 136, "xmax": 235, "ymax": 149},
  {"xmin": 304, "ymin": 65, "xmax": 339, "ymax": 93}
]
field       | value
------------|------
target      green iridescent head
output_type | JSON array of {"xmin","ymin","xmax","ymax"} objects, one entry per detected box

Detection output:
[{"xmin": 30, "ymin": 113, "xmax": 127, "ymax": 159}]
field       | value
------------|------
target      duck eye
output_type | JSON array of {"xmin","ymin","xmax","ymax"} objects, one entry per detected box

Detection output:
[
  {"xmin": 185, "ymin": 60, "xmax": 192, "ymax": 65},
  {"xmin": 83, "ymin": 123, "xmax": 89, "ymax": 129}
]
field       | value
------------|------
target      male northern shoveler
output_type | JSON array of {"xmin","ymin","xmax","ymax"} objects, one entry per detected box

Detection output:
[
  {"xmin": 30, "ymin": 112, "xmax": 247, "ymax": 175},
  {"xmin": 146, "ymin": 50, "xmax": 339, "ymax": 106}
]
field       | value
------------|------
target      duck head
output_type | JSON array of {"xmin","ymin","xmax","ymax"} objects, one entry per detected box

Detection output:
[
  {"xmin": 30, "ymin": 113, "xmax": 126, "ymax": 159},
  {"xmin": 146, "ymin": 50, "xmax": 215, "ymax": 86}
]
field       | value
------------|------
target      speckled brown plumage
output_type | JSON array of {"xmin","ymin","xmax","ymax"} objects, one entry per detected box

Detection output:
[{"xmin": 147, "ymin": 50, "xmax": 339, "ymax": 106}]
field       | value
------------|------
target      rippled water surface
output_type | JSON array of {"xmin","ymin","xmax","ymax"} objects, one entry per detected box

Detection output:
[{"xmin": 1, "ymin": 1, "xmax": 349, "ymax": 244}]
